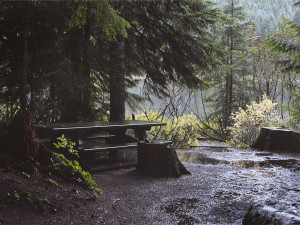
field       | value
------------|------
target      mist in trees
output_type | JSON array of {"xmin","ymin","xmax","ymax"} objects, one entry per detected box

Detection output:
[
  {"xmin": 0, "ymin": 0, "xmax": 224, "ymax": 123},
  {"xmin": 0, "ymin": 0, "xmax": 299, "ymax": 141}
]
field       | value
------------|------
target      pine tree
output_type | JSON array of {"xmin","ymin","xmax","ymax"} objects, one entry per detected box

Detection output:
[
  {"xmin": 266, "ymin": 2, "xmax": 300, "ymax": 124},
  {"xmin": 212, "ymin": 0, "xmax": 249, "ymax": 129}
]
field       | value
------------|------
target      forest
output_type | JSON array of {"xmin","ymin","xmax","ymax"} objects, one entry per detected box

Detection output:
[
  {"xmin": 0, "ymin": 0, "xmax": 300, "ymax": 224},
  {"xmin": 1, "ymin": 0, "xmax": 299, "ymax": 146}
]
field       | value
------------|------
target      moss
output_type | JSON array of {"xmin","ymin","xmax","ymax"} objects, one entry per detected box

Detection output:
[
  {"xmin": 47, "ymin": 178, "xmax": 62, "ymax": 189},
  {"xmin": 49, "ymin": 151, "xmax": 102, "ymax": 198}
]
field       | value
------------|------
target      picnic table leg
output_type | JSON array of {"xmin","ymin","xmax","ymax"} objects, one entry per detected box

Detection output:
[
  {"xmin": 107, "ymin": 129, "xmax": 127, "ymax": 159},
  {"xmin": 135, "ymin": 128, "xmax": 147, "ymax": 141}
]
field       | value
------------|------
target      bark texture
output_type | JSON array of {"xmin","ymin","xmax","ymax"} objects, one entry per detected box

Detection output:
[
  {"xmin": 137, "ymin": 141, "xmax": 191, "ymax": 177},
  {"xmin": 252, "ymin": 127, "xmax": 300, "ymax": 153},
  {"xmin": 109, "ymin": 36, "xmax": 126, "ymax": 122},
  {"xmin": 0, "ymin": 110, "xmax": 39, "ymax": 160}
]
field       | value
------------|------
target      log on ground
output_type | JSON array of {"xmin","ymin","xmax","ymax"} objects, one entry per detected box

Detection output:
[{"xmin": 137, "ymin": 141, "xmax": 191, "ymax": 177}]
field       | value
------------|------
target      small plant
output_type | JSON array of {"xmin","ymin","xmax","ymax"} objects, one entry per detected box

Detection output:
[
  {"xmin": 49, "ymin": 152, "xmax": 102, "ymax": 198},
  {"xmin": 47, "ymin": 178, "xmax": 62, "ymax": 188},
  {"xmin": 228, "ymin": 94, "xmax": 285, "ymax": 147},
  {"xmin": 53, "ymin": 134, "xmax": 79, "ymax": 157}
]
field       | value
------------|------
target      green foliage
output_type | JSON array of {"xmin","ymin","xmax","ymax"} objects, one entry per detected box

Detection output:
[
  {"xmin": 127, "ymin": 110, "xmax": 200, "ymax": 147},
  {"xmin": 51, "ymin": 135, "xmax": 101, "ymax": 197},
  {"xmin": 47, "ymin": 178, "xmax": 62, "ymax": 189},
  {"xmin": 71, "ymin": 1, "xmax": 130, "ymax": 41},
  {"xmin": 53, "ymin": 134, "xmax": 79, "ymax": 157},
  {"xmin": 4, "ymin": 191, "xmax": 56, "ymax": 212},
  {"xmin": 290, "ymin": 92, "xmax": 300, "ymax": 126},
  {"xmin": 266, "ymin": 14, "xmax": 300, "ymax": 124},
  {"xmin": 50, "ymin": 152, "xmax": 101, "ymax": 198},
  {"xmin": 228, "ymin": 94, "xmax": 285, "ymax": 147}
]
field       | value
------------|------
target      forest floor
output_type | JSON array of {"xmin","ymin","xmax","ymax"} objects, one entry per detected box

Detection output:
[{"xmin": 1, "ymin": 142, "xmax": 300, "ymax": 225}]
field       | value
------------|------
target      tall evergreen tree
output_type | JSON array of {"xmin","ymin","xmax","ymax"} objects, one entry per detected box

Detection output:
[
  {"xmin": 0, "ymin": 0, "xmax": 225, "ymax": 123},
  {"xmin": 266, "ymin": 2, "xmax": 300, "ymax": 124},
  {"xmin": 211, "ymin": 0, "xmax": 249, "ymax": 129},
  {"xmin": 109, "ymin": 0, "xmax": 225, "ymax": 120}
]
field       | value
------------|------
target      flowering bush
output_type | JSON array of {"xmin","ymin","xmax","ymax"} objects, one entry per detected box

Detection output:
[
  {"xmin": 228, "ymin": 94, "xmax": 284, "ymax": 147},
  {"xmin": 127, "ymin": 110, "xmax": 200, "ymax": 147}
]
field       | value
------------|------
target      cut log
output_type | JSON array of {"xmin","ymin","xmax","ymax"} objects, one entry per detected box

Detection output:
[
  {"xmin": 137, "ymin": 141, "xmax": 191, "ymax": 177},
  {"xmin": 252, "ymin": 127, "xmax": 300, "ymax": 153}
]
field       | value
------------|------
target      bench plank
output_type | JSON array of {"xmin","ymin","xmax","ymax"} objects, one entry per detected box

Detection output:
[{"xmin": 81, "ymin": 143, "xmax": 138, "ymax": 152}]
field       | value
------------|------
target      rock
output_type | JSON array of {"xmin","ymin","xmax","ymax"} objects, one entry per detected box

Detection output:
[
  {"xmin": 243, "ymin": 204, "xmax": 300, "ymax": 225},
  {"xmin": 252, "ymin": 127, "xmax": 300, "ymax": 153}
]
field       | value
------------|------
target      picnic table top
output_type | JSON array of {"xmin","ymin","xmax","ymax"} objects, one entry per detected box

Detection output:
[{"xmin": 35, "ymin": 120, "xmax": 166, "ymax": 132}]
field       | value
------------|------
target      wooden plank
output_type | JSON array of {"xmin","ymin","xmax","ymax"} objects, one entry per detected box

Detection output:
[
  {"xmin": 35, "ymin": 120, "xmax": 166, "ymax": 132},
  {"xmin": 85, "ymin": 135, "xmax": 116, "ymax": 140},
  {"xmin": 82, "ymin": 143, "xmax": 138, "ymax": 152}
]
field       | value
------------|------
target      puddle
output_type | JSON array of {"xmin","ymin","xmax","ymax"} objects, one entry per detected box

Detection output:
[
  {"xmin": 214, "ymin": 190, "xmax": 241, "ymax": 200},
  {"xmin": 177, "ymin": 152, "xmax": 224, "ymax": 165},
  {"xmin": 262, "ymin": 171, "xmax": 276, "ymax": 177},
  {"xmin": 231, "ymin": 160, "xmax": 262, "ymax": 169},
  {"xmin": 162, "ymin": 198, "xmax": 201, "ymax": 225},
  {"xmin": 255, "ymin": 152, "xmax": 273, "ymax": 156},
  {"xmin": 177, "ymin": 149, "xmax": 300, "ymax": 171},
  {"xmin": 199, "ymin": 147, "xmax": 233, "ymax": 152},
  {"xmin": 265, "ymin": 159, "xmax": 299, "ymax": 169}
]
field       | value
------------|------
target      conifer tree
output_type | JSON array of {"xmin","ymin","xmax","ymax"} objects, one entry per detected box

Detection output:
[
  {"xmin": 266, "ymin": 2, "xmax": 300, "ymax": 124},
  {"xmin": 211, "ymin": 0, "xmax": 249, "ymax": 129}
]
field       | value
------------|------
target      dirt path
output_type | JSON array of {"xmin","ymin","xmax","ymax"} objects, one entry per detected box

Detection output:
[{"xmin": 1, "ymin": 146, "xmax": 300, "ymax": 225}]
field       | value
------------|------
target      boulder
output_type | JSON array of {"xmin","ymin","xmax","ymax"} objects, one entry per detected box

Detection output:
[{"xmin": 243, "ymin": 204, "xmax": 300, "ymax": 225}]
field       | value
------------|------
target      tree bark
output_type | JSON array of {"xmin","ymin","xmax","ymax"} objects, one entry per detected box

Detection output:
[
  {"xmin": 81, "ymin": 2, "xmax": 95, "ymax": 121},
  {"xmin": 0, "ymin": 110, "xmax": 39, "ymax": 160},
  {"xmin": 60, "ymin": 28, "xmax": 82, "ymax": 122},
  {"xmin": 109, "ymin": 2, "xmax": 126, "ymax": 122},
  {"xmin": 252, "ymin": 127, "xmax": 300, "ymax": 153},
  {"xmin": 20, "ymin": 19, "xmax": 29, "ymax": 111},
  {"xmin": 137, "ymin": 141, "xmax": 191, "ymax": 177},
  {"xmin": 109, "ymin": 36, "xmax": 126, "ymax": 121}
]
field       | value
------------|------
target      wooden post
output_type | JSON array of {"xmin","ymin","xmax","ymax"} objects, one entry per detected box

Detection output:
[{"xmin": 137, "ymin": 141, "xmax": 190, "ymax": 177}]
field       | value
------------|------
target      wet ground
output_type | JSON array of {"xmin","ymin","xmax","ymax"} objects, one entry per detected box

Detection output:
[{"xmin": 89, "ymin": 142, "xmax": 300, "ymax": 224}]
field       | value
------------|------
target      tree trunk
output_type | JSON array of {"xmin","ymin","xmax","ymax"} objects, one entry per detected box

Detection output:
[
  {"xmin": 81, "ymin": 2, "xmax": 95, "ymax": 121},
  {"xmin": 60, "ymin": 28, "xmax": 82, "ymax": 122},
  {"xmin": 0, "ymin": 110, "xmax": 39, "ymax": 160},
  {"xmin": 252, "ymin": 127, "xmax": 300, "ymax": 153},
  {"xmin": 20, "ymin": 23, "xmax": 29, "ymax": 111},
  {"xmin": 109, "ymin": 2, "xmax": 126, "ymax": 122},
  {"xmin": 137, "ymin": 141, "xmax": 191, "ymax": 177},
  {"xmin": 109, "ymin": 36, "xmax": 126, "ymax": 121}
]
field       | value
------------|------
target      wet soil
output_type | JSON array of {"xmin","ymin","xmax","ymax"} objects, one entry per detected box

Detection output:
[{"xmin": 1, "ymin": 142, "xmax": 300, "ymax": 224}]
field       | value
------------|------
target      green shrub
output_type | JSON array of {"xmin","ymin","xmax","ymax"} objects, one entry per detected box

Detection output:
[
  {"xmin": 53, "ymin": 134, "xmax": 79, "ymax": 157},
  {"xmin": 228, "ymin": 94, "xmax": 285, "ymax": 147},
  {"xmin": 128, "ymin": 110, "xmax": 200, "ymax": 147},
  {"xmin": 51, "ymin": 135, "xmax": 102, "ymax": 198}
]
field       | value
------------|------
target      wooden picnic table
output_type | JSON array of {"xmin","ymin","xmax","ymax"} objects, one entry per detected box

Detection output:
[{"xmin": 35, "ymin": 120, "xmax": 167, "ymax": 153}]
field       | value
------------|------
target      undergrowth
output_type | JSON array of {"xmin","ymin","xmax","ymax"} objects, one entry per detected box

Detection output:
[
  {"xmin": 127, "ymin": 110, "xmax": 201, "ymax": 147},
  {"xmin": 51, "ymin": 135, "xmax": 102, "ymax": 198},
  {"xmin": 228, "ymin": 94, "xmax": 286, "ymax": 147}
]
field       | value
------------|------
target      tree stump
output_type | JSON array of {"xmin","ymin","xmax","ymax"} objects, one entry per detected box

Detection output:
[
  {"xmin": 0, "ymin": 110, "xmax": 40, "ymax": 160},
  {"xmin": 137, "ymin": 141, "xmax": 191, "ymax": 177},
  {"xmin": 252, "ymin": 127, "xmax": 300, "ymax": 153}
]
